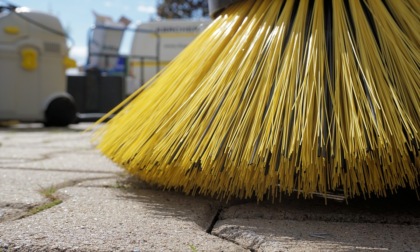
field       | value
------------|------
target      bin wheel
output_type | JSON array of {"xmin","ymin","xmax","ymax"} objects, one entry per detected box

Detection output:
[{"xmin": 44, "ymin": 96, "xmax": 77, "ymax": 127}]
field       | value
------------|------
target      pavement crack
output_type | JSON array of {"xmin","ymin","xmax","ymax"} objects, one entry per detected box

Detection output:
[
  {"xmin": 1, "ymin": 199, "xmax": 62, "ymax": 222},
  {"xmin": 0, "ymin": 203, "xmax": 29, "ymax": 209},
  {"xmin": 0, "ymin": 166, "xmax": 119, "ymax": 175},
  {"xmin": 11, "ymin": 185, "xmax": 63, "ymax": 221},
  {"xmin": 18, "ymin": 199, "xmax": 63, "ymax": 220},
  {"xmin": 206, "ymin": 207, "xmax": 223, "ymax": 234},
  {"xmin": 52, "ymin": 175, "xmax": 121, "ymax": 189},
  {"xmin": 1, "ymin": 176, "xmax": 119, "ymax": 223},
  {"xmin": 206, "ymin": 207, "xmax": 253, "ymax": 251},
  {"xmin": 0, "ymin": 148, "xmax": 96, "ymax": 166},
  {"xmin": 0, "ymin": 203, "xmax": 34, "ymax": 222}
]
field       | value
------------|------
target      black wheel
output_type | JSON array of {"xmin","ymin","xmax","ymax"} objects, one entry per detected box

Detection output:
[{"xmin": 44, "ymin": 96, "xmax": 77, "ymax": 127}]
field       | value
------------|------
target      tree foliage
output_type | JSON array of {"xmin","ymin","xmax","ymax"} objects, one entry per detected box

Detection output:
[{"xmin": 157, "ymin": 0, "xmax": 209, "ymax": 19}]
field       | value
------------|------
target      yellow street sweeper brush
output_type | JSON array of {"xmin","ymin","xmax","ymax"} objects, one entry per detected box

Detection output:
[{"xmin": 94, "ymin": 0, "xmax": 419, "ymax": 201}]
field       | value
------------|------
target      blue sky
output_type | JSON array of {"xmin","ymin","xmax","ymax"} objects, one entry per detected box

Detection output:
[{"xmin": 9, "ymin": 0, "xmax": 158, "ymax": 65}]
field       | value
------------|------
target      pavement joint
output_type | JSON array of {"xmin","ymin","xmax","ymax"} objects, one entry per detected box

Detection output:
[
  {"xmin": 0, "ymin": 203, "xmax": 35, "ymax": 222},
  {"xmin": 202, "ymin": 206, "xmax": 251, "ymax": 250},
  {"xmin": 0, "ymin": 148, "xmax": 97, "ymax": 168},
  {"xmin": 206, "ymin": 205, "xmax": 262, "ymax": 251},
  {"xmin": 206, "ymin": 207, "xmax": 223, "ymax": 234},
  {"xmin": 0, "ymin": 176, "xmax": 119, "ymax": 223},
  {"xmin": 51, "ymin": 176, "xmax": 122, "ymax": 192},
  {"xmin": 0, "ymin": 167, "xmax": 121, "ymax": 175}
]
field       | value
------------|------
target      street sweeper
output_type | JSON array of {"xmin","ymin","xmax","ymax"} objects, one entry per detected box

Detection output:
[
  {"xmin": 0, "ymin": 4, "xmax": 77, "ymax": 126},
  {"xmin": 94, "ymin": 0, "xmax": 419, "ymax": 201}
]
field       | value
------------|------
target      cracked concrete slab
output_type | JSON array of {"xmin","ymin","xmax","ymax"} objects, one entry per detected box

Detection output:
[
  {"xmin": 212, "ymin": 199, "xmax": 420, "ymax": 251},
  {"xmin": 0, "ymin": 186, "xmax": 246, "ymax": 251}
]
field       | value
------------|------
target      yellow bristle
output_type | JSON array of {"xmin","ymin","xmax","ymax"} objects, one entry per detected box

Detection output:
[{"xmin": 93, "ymin": 0, "xmax": 419, "ymax": 201}]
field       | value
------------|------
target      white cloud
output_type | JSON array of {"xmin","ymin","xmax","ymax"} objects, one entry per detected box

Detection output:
[{"xmin": 137, "ymin": 5, "xmax": 156, "ymax": 14}]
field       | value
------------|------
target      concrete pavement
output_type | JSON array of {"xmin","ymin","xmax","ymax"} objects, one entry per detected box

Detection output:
[{"xmin": 0, "ymin": 123, "xmax": 419, "ymax": 251}]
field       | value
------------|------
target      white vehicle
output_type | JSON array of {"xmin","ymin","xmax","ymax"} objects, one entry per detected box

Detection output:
[
  {"xmin": 88, "ymin": 18, "xmax": 210, "ymax": 95},
  {"xmin": 0, "ymin": 5, "xmax": 76, "ymax": 126},
  {"xmin": 126, "ymin": 19, "xmax": 210, "ymax": 94}
]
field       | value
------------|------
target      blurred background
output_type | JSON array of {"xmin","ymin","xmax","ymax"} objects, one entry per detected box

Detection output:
[
  {"xmin": 8, "ymin": 0, "xmax": 209, "ymax": 66},
  {"xmin": 0, "ymin": 0, "xmax": 210, "ymax": 125}
]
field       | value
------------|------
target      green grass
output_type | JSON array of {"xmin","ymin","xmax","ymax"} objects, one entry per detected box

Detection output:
[
  {"xmin": 20, "ymin": 185, "xmax": 63, "ymax": 218},
  {"xmin": 39, "ymin": 185, "xmax": 59, "ymax": 201},
  {"xmin": 188, "ymin": 244, "xmax": 198, "ymax": 252},
  {"xmin": 28, "ymin": 199, "xmax": 63, "ymax": 216}
]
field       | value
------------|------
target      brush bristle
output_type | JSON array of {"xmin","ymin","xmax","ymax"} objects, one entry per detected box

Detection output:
[{"xmin": 94, "ymin": 0, "xmax": 419, "ymax": 201}]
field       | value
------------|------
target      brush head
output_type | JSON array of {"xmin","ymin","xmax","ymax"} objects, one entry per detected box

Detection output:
[
  {"xmin": 96, "ymin": 0, "xmax": 420, "ymax": 201},
  {"xmin": 208, "ymin": 0, "xmax": 243, "ymax": 18}
]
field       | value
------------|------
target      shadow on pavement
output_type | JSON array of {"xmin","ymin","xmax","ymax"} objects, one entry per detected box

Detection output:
[{"xmin": 115, "ymin": 175, "xmax": 420, "ymax": 227}]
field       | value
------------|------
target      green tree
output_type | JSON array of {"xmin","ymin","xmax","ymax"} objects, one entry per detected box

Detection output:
[{"xmin": 157, "ymin": 0, "xmax": 209, "ymax": 19}]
